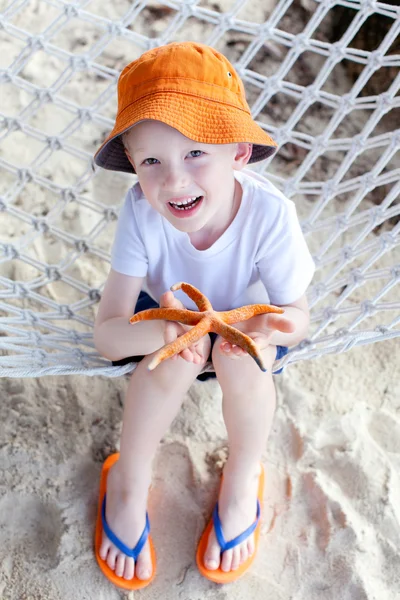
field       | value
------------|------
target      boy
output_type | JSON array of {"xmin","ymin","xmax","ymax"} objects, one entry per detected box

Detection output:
[{"xmin": 93, "ymin": 42, "xmax": 314, "ymax": 589}]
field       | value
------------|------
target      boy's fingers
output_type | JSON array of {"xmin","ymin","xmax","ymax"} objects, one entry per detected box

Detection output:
[
  {"xmin": 220, "ymin": 342, "xmax": 232, "ymax": 354},
  {"xmin": 160, "ymin": 290, "xmax": 186, "ymax": 310},
  {"xmin": 265, "ymin": 314, "xmax": 296, "ymax": 333},
  {"xmin": 193, "ymin": 346, "xmax": 206, "ymax": 363},
  {"xmin": 194, "ymin": 352, "xmax": 204, "ymax": 364},
  {"xmin": 221, "ymin": 340, "xmax": 243, "ymax": 351},
  {"xmin": 179, "ymin": 347, "xmax": 193, "ymax": 361},
  {"xmin": 160, "ymin": 290, "xmax": 174, "ymax": 308},
  {"xmin": 219, "ymin": 343, "xmax": 244, "ymax": 358},
  {"xmin": 164, "ymin": 322, "xmax": 178, "ymax": 345},
  {"xmin": 232, "ymin": 346, "xmax": 246, "ymax": 356}
]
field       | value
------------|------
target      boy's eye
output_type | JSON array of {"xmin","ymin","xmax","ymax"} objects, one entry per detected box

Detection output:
[
  {"xmin": 143, "ymin": 157, "xmax": 159, "ymax": 165},
  {"xmin": 188, "ymin": 150, "xmax": 204, "ymax": 158}
]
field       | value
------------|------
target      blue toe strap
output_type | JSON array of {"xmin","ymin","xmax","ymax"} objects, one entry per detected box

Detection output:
[
  {"xmin": 101, "ymin": 495, "xmax": 150, "ymax": 560},
  {"xmin": 212, "ymin": 500, "xmax": 261, "ymax": 552}
]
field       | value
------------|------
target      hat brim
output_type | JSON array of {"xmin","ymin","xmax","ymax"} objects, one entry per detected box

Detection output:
[{"xmin": 94, "ymin": 92, "xmax": 277, "ymax": 173}]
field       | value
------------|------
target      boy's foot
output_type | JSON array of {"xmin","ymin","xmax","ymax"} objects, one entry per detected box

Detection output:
[
  {"xmin": 98, "ymin": 462, "xmax": 153, "ymax": 581},
  {"xmin": 203, "ymin": 463, "xmax": 261, "ymax": 572}
]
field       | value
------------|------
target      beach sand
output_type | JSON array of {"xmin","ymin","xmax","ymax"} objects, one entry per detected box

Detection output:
[
  {"xmin": 1, "ymin": 340, "xmax": 399, "ymax": 599},
  {"xmin": 1, "ymin": 0, "xmax": 399, "ymax": 598}
]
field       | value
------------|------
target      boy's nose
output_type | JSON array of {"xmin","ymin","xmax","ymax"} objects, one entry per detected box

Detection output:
[{"xmin": 162, "ymin": 165, "xmax": 191, "ymax": 190}]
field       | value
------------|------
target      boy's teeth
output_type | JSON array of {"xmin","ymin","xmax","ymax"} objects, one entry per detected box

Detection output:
[
  {"xmin": 169, "ymin": 196, "xmax": 201, "ymax": 210},
  {"xmin": 172, "ymin": 197, "xmax": 198, "ymax": 206}
]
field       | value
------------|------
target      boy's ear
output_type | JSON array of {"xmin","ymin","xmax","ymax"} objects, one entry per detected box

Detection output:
[
  {"xmin": 233, "ymin": 143, "xmax": 252, "ymax": 170},
  {"xmin": 124, "ymin": 146, "xmax": 136, "ymax": 169}
]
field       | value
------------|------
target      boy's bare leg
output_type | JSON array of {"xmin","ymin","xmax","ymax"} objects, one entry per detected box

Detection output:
[
  {"xmin": 203, "ymin": 339, "xmax": 277, "ymax": 573},
  {"xmin": 99, "ymin": 340, "xmax": 210, "ymax": 581}
]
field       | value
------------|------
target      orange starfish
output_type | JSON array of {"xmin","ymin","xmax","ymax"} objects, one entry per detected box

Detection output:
[{"xmin": 129, "ymin": 282, "xmax": 284, "ymax": 372}]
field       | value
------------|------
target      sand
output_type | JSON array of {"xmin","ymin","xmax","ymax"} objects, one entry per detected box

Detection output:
[
  {"xmin": 1, "ymin": 0, "xmax": 399, "ymax": 599},
  {"xmin": 1, "ymin": 341, "xmax": 399, "ymax": 599}
]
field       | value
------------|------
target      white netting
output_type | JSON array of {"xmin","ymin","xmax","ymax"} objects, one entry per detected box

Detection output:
[{"xmin": 0, "ymin": 0, "xmax": 399, "ymax": 377}]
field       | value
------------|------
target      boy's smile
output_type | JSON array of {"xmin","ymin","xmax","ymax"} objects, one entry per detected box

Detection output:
[
  {"xmin": 123, "ymin": 120, "xmax": 251, "ymax": 246},
  {"xmin": 167, "ymin": 194, "xmax": 204, "ymax": 218}
]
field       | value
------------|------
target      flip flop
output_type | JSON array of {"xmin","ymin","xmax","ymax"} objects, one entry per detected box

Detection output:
[
  {"xmin": 196, "ymin": 464, "xmax": 264, "ymax": 583},
  {"xmin": 94, "ymin": 453, "xmax": 157, "ymax": 590}
]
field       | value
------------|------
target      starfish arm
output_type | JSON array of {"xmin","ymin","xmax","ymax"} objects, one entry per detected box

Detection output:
[
  {"xmin": 148, "ymin": 317, "xmax": 212, "ymax": 370},
  {"xmin": 218, "ymin": 304, "xmax": 284, "ymax": 324},
  {"xmin": 171, "ymin": 282, "xmax": 212, "ymax": 312},
  {"xmin": 129, "ymin": 308, "xmax": 202, "ymax": 326},
  {"xmin": 211, "ymin": 319, "xmax": 267, "ymax": 372}
]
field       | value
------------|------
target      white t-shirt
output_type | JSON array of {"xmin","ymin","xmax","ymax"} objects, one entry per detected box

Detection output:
[{"xmin": 111, "ymin": 169, "xmax": 315, "ymax": 311}]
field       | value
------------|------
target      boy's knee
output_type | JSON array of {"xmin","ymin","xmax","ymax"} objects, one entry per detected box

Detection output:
[
  {"xmin": 140, "ymin": 337, "xmax": 211, "ymax": 390},
  {"xmin": 211, "ymin": 337, "xmax": 276, "ymax": 388}
]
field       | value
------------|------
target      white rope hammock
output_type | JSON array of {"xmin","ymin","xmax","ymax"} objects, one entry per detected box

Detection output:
[{"xmin": 0, "ymin": 0, "xmax": 399, "ymax": 377}]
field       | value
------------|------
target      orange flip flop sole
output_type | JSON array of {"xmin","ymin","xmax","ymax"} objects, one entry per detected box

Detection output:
[
  {"xmin": 94, "ymin": 453, "xmax": 157, "ymax": 590},
  {"xmin": 196, "ymin": 464, "xmax": 264, "ymax": 583}
]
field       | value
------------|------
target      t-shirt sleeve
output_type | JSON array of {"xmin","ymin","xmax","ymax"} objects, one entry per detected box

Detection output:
[
  {"xmin": 110, "ymin": 190, "xmax": 148, "ymax": 277},
  {"xmin": 256, "ymin": 200, "xmax": 315, "ymax": 305}
]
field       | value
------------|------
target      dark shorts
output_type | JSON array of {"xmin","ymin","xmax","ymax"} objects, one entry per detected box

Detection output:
[{"xmin": 112, "ymin": 292, "xmax": 288, "ymax": 379}]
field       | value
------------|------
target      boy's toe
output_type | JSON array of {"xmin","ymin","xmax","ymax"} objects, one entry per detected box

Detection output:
[
  {"xmin": 221, "ymin": 548, "xmax": 233, "ymax": 572},
  {"xmin": 204, "ymin": 552, "xmax": 220, "ymax": 570},
  {"xmin": 123, "ymin": 557, "xmax": 135, "ymax": 580},
  {"xmin": 135, "ymin": 541, "xmax": 153, "ymax": 580},
  {"xmin": 106, "ymin": 546, "xmax": 118, "ymax": 570},
  {"xmin": 204, "ymin": 531, "xmax": 221, "ymax": 570},
  {"xmin": 99, "ymin": 533, "xmax": 111, "ymax": 560},
  {"xmin": 205, "ymin": 558, "xmax": 219, "ymax": 570},
  {"xmin": 99, "ymin": 544, "xmax": 109, "ymax": 561},
  {"xmin": 240, "ymin": 543, "xmax": 249, "ymax": 564},
  {"xmin": 230, "ymin": 547, "xmax": 241, "ymax": 571},
  {"xmin": 247, "ymin": 537, "xmax": 255, "ymax": 557},
  {"xmin": 115, "ymin": 554, "xmax": 125, "ymax": 578}
]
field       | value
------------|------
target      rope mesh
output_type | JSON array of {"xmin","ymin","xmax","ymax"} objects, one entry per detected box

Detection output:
[{"xmin": 0, "ymin": 0, "xmax": 399, "ymax": 377}]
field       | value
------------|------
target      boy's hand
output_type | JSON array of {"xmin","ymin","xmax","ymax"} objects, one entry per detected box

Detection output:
[
  {"xmin": 159, "ymin": 291, "xmax": 209, "ymax": 365},
  {"xmin": 219, "ymin": 312, "xmax": 295, "ymax": 358}
]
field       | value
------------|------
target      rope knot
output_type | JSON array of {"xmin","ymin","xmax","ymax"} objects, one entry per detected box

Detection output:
[
  {"xmin": 103, "ymin": 208, "xmax": 118, "ymax": 221},
  {"xmin": 28, "ymin": 36, "xmax": 44, "ymax": 51},
  {"xmin": 391, "ymin": 266, "xmax": 400, "ymax": 280},
  {"xmin": 75, "ymin": 240, "xmax": 89, "ymax": 252},
  {"xmin": 89, "ymin": 289, "xmax": 101, "ymax": 302},
  {"xmin": 33, "ymin": 219, "xmax": 49, "ymax": 233},
  {"xmin": 350, "ymin": 269, "xmax": 364, "ymax": 285},
  {"xmin": 342, "ymin": 246, "xmax": 353, "ymax": 261},
  {"xmin": 361, "ymin": 301, "xmax": 375, "ymax": 317},
  {"xmin": 64, "ymin": 5, "xmax": 79, "ymax": 18},
  {"xmin": 59, "ymin": 305, "xmax": 74, "ymax": 318},
  {"xmin": 18, "ymin": 169, "xmax": 33, "ymax": 183},
  {"xmin": 3, "ymin": 244, "xmax": 19, "ymax": 259},
  {"xmin": 35, "ymin": 89, "xmax": 54, "ymax": 103},
  {"xmin": 70, "ymin": 56, "xmax": 89, "ymax": 70},
  {"xmin": 107, "ymin": 22, "xmax": 123, "ymax": 36},
  {"xmin": 46, "ymin": 266, "xmax": 61, "ymax": 281},
  {"xmin": 14, "ymin": 283, "xmax": 28, "ymax": 297},
  {"xmin": 78, "ymin": 108, "xmax": 92, "ymax": 122},
  {"xmin": 46, "ymin": 136, "xmax": 62, "ymax": 151},
  {"xmin": 61, "ymin": 188, "xmax": 77, "ymax": 202}
]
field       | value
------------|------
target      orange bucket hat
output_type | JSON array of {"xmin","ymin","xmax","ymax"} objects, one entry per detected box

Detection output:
[{"xmin": 94, "ymin": 42, "xmax": 277, "ymax": 173}]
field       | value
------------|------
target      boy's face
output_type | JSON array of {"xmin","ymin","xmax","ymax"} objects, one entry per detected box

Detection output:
[{"xmin": 123, "ymin": 120, "xmax": 251, "ymax": 236}]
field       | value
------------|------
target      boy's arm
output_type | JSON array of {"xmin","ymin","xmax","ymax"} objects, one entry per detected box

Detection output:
[{"xmin": 94, "ymin": 269, "xmax": 165, "ymax": 361}]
